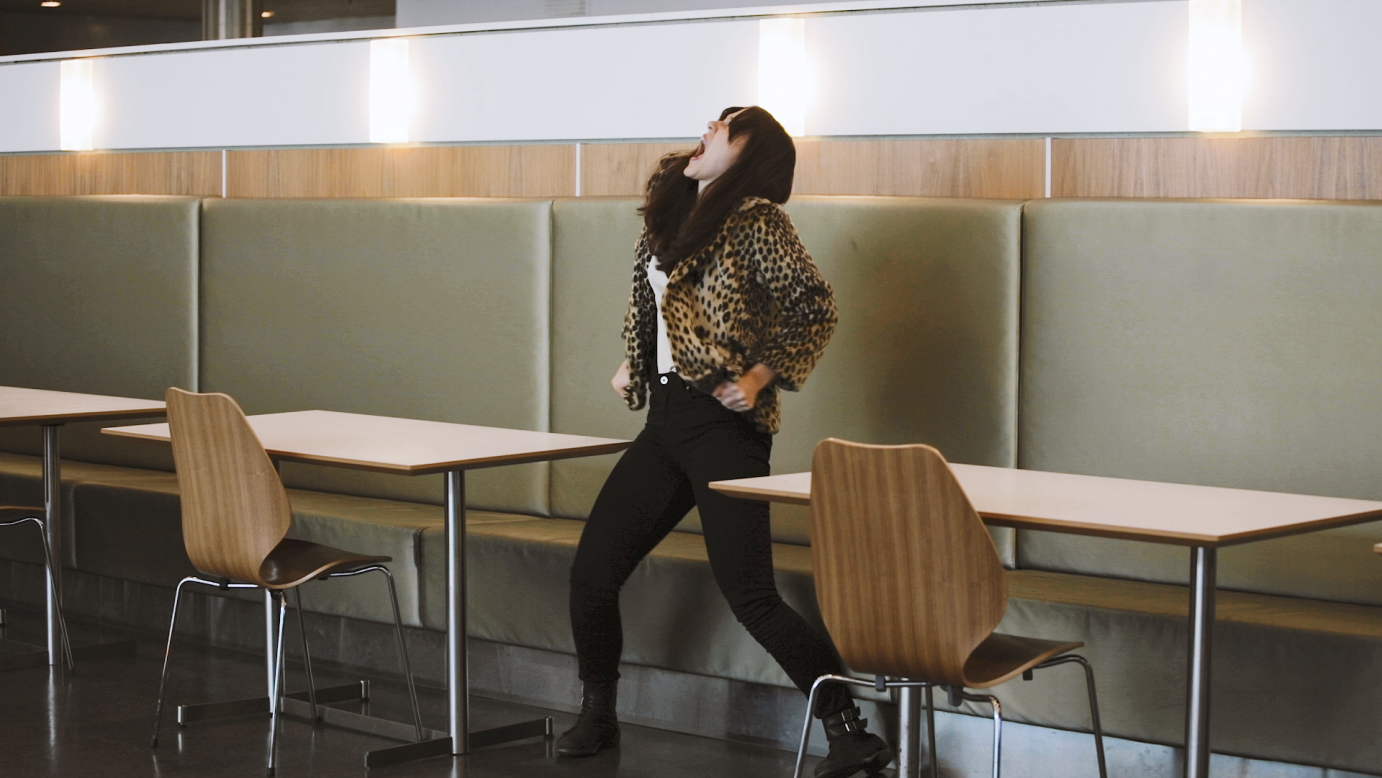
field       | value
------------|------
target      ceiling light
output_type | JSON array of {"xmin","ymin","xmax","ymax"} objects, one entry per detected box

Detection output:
[
  {"xmin": 60, "ymin": 59, "xmax": 97, "ymax": 151},
  {"xmin": 758, "ymin": 18, "xmax": 807, "ymax": 137},
  {"xmin": 41, "ymin": 1, "xmax": 61, "ymax": 7},
  {"xmin": 369, "ymin": 39, "xmax": 412, "ymax": 144},
  {"xmin": 261, "ymin": 10, "xmax": 273, "ymax": 17},
  {"xmin": 1188, "ymin": 0, "xmax": 1243, "ymax": 132}
]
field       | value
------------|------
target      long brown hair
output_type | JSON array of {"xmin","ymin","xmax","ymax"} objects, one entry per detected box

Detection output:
[{"xmin": 640, "ymin": 106, "xmax": 795, "ymax": 273}]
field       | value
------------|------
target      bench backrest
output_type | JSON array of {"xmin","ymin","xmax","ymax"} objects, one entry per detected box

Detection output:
[
  {"xmin": 1019, "ymin": 198, "xmax": 1382, "ymax": 605},
  {"xmin": 199, "ymin": 197, "xmax": 555, "ymax": 515},
  {"xmin": 0, "ymin": 195, "xmax": 199, "ymax": 471}
]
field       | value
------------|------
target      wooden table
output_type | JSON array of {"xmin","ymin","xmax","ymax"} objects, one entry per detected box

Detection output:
[
  {"xmin": 0, "ymin": 386, "xmax": 166, "ymax": 669},
  {"xmin": 710, "ymin": 465, "xmax": 1382, "ymax": 778},
  {"xmin": 105, "ymin": 409, "xmax": 629, "ymax": 767}
]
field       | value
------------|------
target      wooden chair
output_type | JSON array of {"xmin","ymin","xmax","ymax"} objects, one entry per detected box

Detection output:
[
  {"xmin": 150, "ymin": 388, "xmax": 423, "ymax": 776},
  {"xmin": 0, "ymin": 506, "xmax": 74, "ymax": 670},
  {"xmin": 795, "ymin": 439, "xmax": 1106, "ymax": 778}
]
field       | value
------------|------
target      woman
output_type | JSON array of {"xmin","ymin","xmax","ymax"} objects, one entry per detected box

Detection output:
[{"xmin": 559, "ymin": 106, "xmax": 892, "ymax": 778}]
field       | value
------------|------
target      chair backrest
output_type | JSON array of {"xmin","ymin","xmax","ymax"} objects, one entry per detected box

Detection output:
[
  {"xmin": 165, "ymin": 388, "xmax": 291, "ymax": 585},
  {"xmin": 810, "ymin": 438, "xmax": 1007, "ymax": 684}
]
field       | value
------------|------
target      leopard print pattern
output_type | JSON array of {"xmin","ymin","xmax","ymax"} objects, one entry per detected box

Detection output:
[{"xmin": 621, "ymin": 196, "xmax": 838, "ymax": 434}]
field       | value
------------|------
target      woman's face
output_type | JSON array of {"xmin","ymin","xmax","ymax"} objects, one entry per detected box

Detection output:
[{"xmin": 684, "ymin": 109, "xmax": 748, "ymax": 189}]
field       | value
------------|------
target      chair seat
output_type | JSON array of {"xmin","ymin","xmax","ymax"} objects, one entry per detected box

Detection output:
[
  {"xmin": 0, "ymin": 506, "xmax": 42, "ymax": 523},
  {"xmin": 257, "ymin": 537, "xmax": 391, "ymax": 589},
  {"xmin": 962, "ymin": 631, "xmax": 1083, "ymax": 689}
]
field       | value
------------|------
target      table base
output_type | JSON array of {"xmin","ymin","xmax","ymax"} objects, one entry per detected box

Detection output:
[
  {"xmin": 175, "ymin": 679, "xmax": 551, "ymax": 768},
  {"xmin": 365, "ymin": 718, "xmax": 554, "ymax": 768}
]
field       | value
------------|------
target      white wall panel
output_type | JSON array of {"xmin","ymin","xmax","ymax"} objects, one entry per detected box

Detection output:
[
  {"xmin": 396, "ymin": 0, "xmax": 1034, "ymax": 28},
  {"xmin": 0, "ymin": 62, "xmax": 59, "ymax": 152},
  {"xmin": 412, "ymin": 22, "xmax": 759, "ymax": 142},
  {"xmin": 1243, "ymin": 0, "xmax": 1382, "ymax": 131},
  {"xmin": 808, "ymin": 2, "xmax": 1188, "ymax": 136},
  {"xmin": 3, "ymin": 0, "xmax": 1382, "ymax": 152},
  {"xmin": 96, "ymin": 41, "xmax": 370, "ymax": 150}
]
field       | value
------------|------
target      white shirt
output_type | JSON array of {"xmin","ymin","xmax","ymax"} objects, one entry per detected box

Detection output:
[{"xmin": 646, "ymin": 257, "xmax": 677, "ymax": 374}]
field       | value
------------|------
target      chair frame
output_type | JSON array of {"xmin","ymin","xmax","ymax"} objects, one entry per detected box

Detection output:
[
  {"xmin": 150, "ymin": 565, "xmax": 423, "ymax": 776},
  {"xmin": 800, "ymin": 439, "xmax": 1108, "ymax": 778},
  {"xmin": 0, "ymin": 510, "xmax": 75, "ymax": 671},
  {"xmin": 148, "ymin": 388, "xmax": 424, "ymax": 776},
  {"xmin": 793, "ymin": 658, "xmax": 1106, "ymax": 778}
]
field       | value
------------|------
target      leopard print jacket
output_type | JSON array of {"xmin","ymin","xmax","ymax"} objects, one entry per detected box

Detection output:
[{"xmin": 621, "ymin": 196, "xmax": 838, "ymax": 434}]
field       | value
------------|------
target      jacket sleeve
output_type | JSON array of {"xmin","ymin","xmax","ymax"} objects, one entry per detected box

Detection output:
[
  {"xmin": 743, "ymin": 205, "xmax": 839, "ymax": 392},
  {"xmin": 621, "ymin": 228, "xmax": 655, "ymax": 410}
]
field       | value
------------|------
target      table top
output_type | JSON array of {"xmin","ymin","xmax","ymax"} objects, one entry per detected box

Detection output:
[
  {"xmin": 709, "ymin": 464, "xmax": 1382, "ymax": 547},
  {"xmin": 103, "ymin": 409, "xmax": 631, "ymax": 475},
  {"xmin": 0, "ymin": 386, "xmax": 166, "ymax": 427}
]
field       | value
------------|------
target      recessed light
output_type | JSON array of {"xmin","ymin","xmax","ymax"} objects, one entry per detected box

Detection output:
[
  {"xmin": 261, "ymin": 10, "xmax": 273, "ymax": 17},
  {"xmin": 41, "ymin": 1, "xmax": 62, "ymax": 7}
]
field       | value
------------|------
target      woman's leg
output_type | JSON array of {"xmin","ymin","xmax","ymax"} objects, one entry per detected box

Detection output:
[
  {"xmin": 569, "ymin": 425, "xmax": 697, "ymax": 685},
  {"xmin": 676, "ymin": 417, "xmax": 854, "ymax": 717},
  {"xmin": 679, "ymin": 412, "xmax": 891, "ymax": 778}
]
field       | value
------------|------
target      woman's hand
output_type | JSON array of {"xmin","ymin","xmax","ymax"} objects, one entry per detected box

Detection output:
[
  {"xmin": 611, "ymin": 360, "xmax": 631, "ymax": 398},
  {"xmin": 713, "ymin": 364, "xmax": 777, "ymax": 412}
]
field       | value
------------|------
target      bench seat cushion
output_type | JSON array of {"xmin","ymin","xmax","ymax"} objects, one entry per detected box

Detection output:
[
  {"xmin": 420, "ymin": 516, "xmax": 828, "ymax": 691},
  {"xmin": 992, "ymin": 570, "xmax": 1382, "ymax": 774},
  {"xmin": 0, "ymin": 451, "xmax": 176, "ymax": 567},
  {"xmin": 0, "ymin": 452, "xmax": 533, "ymax": 629},
  {"xmin": 422, "ymin": 508, "xmax": 1382, "ymax": 773}
]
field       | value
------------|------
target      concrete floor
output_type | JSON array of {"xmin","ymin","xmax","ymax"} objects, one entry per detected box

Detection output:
[{"xmin": 0, "ymin": 603, "xmax": 809, "ymax": 778}]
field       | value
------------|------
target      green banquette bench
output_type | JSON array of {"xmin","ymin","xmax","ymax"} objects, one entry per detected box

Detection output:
[{"xmin": 1, "ymin": 193, "xmax": 1381, "ymax": 774}]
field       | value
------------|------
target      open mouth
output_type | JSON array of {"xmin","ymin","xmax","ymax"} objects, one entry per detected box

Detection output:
[{"xmin": 690, "ymin": 141, "xmax": 705, "ymax": 162}]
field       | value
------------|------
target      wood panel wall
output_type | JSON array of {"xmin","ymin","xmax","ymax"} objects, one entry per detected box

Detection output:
[
  {"xmin": 795, "ymin": 139, "xmax": 1045, "ymax": 198},
  {"xmin": 0, "ymin": 151, "xmax": 221, "ymax": 196},
  {"xmin": 580, "ymin": 142, "xmax": 687, "ymax": 197},
  {"xmin": 3, "ymin": 137, "xmax": 1380, "ymax": 201},
  {"xmin": 227, "ymin": 146, "xmax": 576, "ymax": 198},
  {"xmin": 1052, "ymin": 137, "xmax": 1382, "ymax": 199}
]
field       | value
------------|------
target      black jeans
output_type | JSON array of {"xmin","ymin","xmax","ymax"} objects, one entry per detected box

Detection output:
[{"xmin": 569, "ymin": 373, "xmax": 852, "ymax": 718}]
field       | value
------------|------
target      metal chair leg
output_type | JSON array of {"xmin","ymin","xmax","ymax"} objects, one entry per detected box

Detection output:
[
  {"xmin": 151, "ymin": 576, "xmax": 196, "ymax": 747},
  {"xmin": 377, "ymin": 567, "xmax": 424, "ymax": 742},
  {"xmin": 290, "ymin": 587, "xmax": 318, "ymax": 721},
  {"xmin": 2, "ymin": 516, "xmax": 75, "ymax": 672},
  {"xmin": 924, "ymin": 683, "xmax": 938, "ymax": 778},
  {"xmin": 266, "ymin": 591, "xmax": 288, "ymax": 778},
  {"xmin": 1036, "ymin": 654, "xmax": 1107, "ymax": 778},
  {"xmin": 792, "ymin": 675, "xmax": 827, "ymax": 778},
  {"xmin": 957, "ymin": 691, "xmax": 1002, "ymax": 778},
  {"xmin": 325, "ymin": 564, "xmax": 425, "ymax": 742},
  {"xmin": 794, "ymin": 674, "xmax": 933, "ymax": 778},
  {"xmin": 30, "ymin": 518, "xmax": 74, "ymax": 672}
]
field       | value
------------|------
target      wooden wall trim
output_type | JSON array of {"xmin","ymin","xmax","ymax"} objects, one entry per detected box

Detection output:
[
  {"xmin": 1053, "ymin": 137, "xmax": 1382, "ymax": 200},
  {"xmin": 226, "ymin": 146, "xmax": 576, "ymax": 198},
  {"xmin": 580, "ymin": 142, "xmax": 686, "ymax": 198},
  {"xmin": 794, "ymin": 139, "xmax": 1046, "ymax": 199},
  {"xmin": 0, "ymin": 152, "xmax": 221, "ymax": 197},
  {"xmin": 3, "ymin": 137, "xmax": 1379, "ymax": 201}
]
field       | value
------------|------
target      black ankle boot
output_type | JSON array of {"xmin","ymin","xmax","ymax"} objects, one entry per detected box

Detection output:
[
  {"xmin": 814, "ymin": 706, "xmax": 892, "ymax": 778},
  {"xmin": 555, "ymin": 681, "xmax": 620, "ymax": 757}
]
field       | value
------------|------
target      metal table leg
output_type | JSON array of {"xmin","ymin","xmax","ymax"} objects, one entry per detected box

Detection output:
[
  {"xmin": 43, "ymin": 425, "xmax": 62, "ymax": 665},
  {"xmin": 448, "ymin": 469, "xmax": 468, "ymax": 753},
  {"xmin": 361, "ymin": 469, "xmax": 550, "ymax": 768},
  {"xmin": 0, "ymin": 425, "xmax": 136, "ymax": 671},
  {"xmin": 1185, "ymin": 546, "xmax": 1216, "ymax": 778}
]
